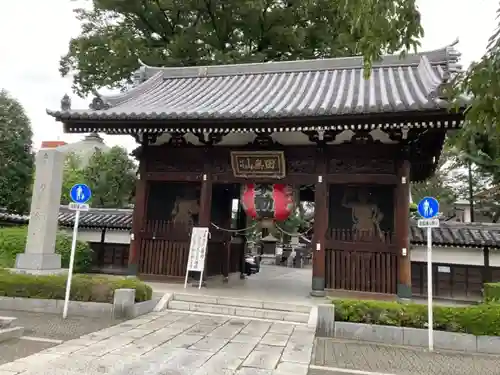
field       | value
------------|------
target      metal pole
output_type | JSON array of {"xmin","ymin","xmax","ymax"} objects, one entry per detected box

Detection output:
[
  {"xmin": 468, "ymin": 160, "xmax": 475, "ymax": 222},
  {"xmin": 427, "ymin": 226, "xmax": 434, "ymax": 351},
  {"xmin": 63, "ymin": 209, "xmax": 80, "ymax": 319}
]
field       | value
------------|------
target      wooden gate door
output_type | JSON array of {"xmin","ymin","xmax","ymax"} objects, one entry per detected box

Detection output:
[
  {"xmin": 138, "ymin": 220, "xmax": 190, "ymax": 278},
  {"xmin": 325, "ymin": 231, "xmax": 398, "ymax": 294}
]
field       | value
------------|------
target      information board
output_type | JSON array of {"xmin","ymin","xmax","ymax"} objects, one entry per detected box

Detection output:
[{"xmin": 184, "ymin": 227, "xmax": 209, "ymax": 289}]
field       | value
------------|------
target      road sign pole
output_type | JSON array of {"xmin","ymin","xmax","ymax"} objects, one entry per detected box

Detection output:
[
  {"xmin": 427, "ymin": 226, "xmax": 434, "ymax": 352},
  {"xmin": 63, "ymin": 209, "xmax": 80, "ymax": 319}
]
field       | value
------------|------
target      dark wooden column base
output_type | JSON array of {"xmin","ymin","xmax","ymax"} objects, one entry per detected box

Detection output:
[
  {"xmin": 127, "ymin": 263, "xmax": 138, "ymax": 276},
  {"xmin": 311, "ymin": 277, "xmax": 326, "ymax": 297},
  {"xmin": 397, "ymin": 283, "xmax": 412, "ymax": 299}
]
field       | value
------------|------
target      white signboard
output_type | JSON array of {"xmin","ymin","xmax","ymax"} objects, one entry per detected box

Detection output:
[
  {"xmin": 417, "ymin": 219, "xmax": 440, "ymax": 228},
  {"xmin": 184, "ymin": 227, "xmax": 209, "ymax": 289},
  {"xmin": 68, "ymin": 202, "xmax": 90, "ymax": 211},
  {"xmin": 438, "ymin": 266, "xmax": 451, "ymax": 273}
]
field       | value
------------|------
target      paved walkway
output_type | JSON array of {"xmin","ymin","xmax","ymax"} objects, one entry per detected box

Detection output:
[
  {"xmin": 311, "ymin": 338, "xmax": 500, "ymax": 375},
  {"xmin": 147, "ymin": 265, "xmax": 321, "ymax": 306},
  {"xmin": 0, "ymin": 311, "xmax": 314, "ymax": 375}
]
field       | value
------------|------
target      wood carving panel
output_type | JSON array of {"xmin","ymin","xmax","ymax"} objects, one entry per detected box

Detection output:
[
  {"xmin": 288, "ymin": 155, "xmax": 315, "ymax": 173},
  {"xmin": 211, "ymin": 149, "xmax": 231, "ymax": 174},
  {"xmin": 328, "ymin": 159, "xmax": 395, "ymax": 174},
  {"xmin": 146, "ymin": 148, "xmax": 204, "ymax": 173}
]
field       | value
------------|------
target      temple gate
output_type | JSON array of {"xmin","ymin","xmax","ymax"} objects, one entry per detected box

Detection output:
[{"xmin": 48, "ymin": 44, "xmax": 465, "ymax": 298}]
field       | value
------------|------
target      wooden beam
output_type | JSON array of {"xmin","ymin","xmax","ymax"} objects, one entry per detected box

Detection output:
[
  {"xmin": 145, "ymin": 172, "xmax": 202, "ymax": 181},
  {"xmin": 327, "ymin": 174, "xmax": 397, "ymax": 185}
]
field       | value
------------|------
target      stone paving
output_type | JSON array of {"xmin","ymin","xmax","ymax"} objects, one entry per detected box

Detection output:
[
  {"xmin": 0, "ymin": 311, "xmax": 314, "ymax": 375},
  {"xmin": 312, "ymin": 337, "xmax": 500, "ymax": 375}
]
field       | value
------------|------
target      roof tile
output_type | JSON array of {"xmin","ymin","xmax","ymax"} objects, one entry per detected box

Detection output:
[{"xmin": 47, "ymin": 46, "xmax": 464, "ymax": 122}]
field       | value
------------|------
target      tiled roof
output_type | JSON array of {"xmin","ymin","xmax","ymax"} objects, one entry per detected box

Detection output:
[
  {"xmin": 47, "ymin": 46, "xmax": 464, "ymax": 124},
  {"xmin": 0, "ymin": 207, "xmax": 132, "ymax": 230},
  {"xmin": 2, "ymin": 207, "xmax": 500, "ymax": 248},
  {"xmin": 40, "ymin": 141, "xmax": 67, "ymax": 149},
  {"xmin": 410, "ymin": 222, "xmax": 500, "ymax": 248}
]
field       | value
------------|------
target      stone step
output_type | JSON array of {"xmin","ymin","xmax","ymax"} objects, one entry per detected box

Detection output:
[
  {"xmin": 0, "ymin": 326, "xmax": 24, "ymax": 343},
  {"xmin": 0, "ymin": 317, "xmax": 17, "ymax": 329},
  {"xmin": 172, "ymin": 293, "xmax": 312, "ymax": 314},
  {"xmin": 168, "ymin": 300, "xmax": 310, "ymax": 323}
]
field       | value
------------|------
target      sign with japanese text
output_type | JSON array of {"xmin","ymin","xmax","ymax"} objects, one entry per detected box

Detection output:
[
  {"xmin": 230, "ymin": 151, "xmax": 286, "ymax": 179},
  {"xmin": 186, "ymin": 227, "xmax": 209, "ymax": 272}
]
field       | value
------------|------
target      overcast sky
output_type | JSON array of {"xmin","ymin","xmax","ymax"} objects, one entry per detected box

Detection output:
[{"xmin": 0, "ymin": 0, "xmax": 498, "ymax": 153}]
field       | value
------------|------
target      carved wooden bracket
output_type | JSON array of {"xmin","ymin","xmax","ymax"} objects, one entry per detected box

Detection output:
[
  {"xmin": 168, "ymin": 132, "xmax": 188, "ymax": 147},
  {"xmin": 194, "ymin": 131, "xmax": 229, "ymax": 145},
  {"xmin": 302, "ymin": 130, "xmax": 338, "ymax": 145}
]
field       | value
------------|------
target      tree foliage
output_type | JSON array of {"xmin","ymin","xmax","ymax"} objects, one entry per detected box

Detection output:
[
  {"xmin": 0, "ymin": 90, "xmax": 34, "ymax": 214},
  {"xmin": 61, "ymin": 152, "xmax": 85, "ymax": 205},
  {"xmin": 448, "ymin": 6, "xmax": 500, "ymax": 174},
  {"xmin": 61, "ymin": 146, "xmax": 137, "ymax": 208},
  {"xmin": 61, "ymin": 0, "xmax": 423, "ymax": 97},
  {"xmin": 411, "ymin": 147, "xmax": 458, "ymax": 212},
  {"xmin": 83, "ymin": 146, "xmax": 137, "ymax": 208}
]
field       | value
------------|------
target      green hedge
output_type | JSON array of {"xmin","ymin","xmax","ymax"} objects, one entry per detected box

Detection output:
[
  {"xmin": 483, "ymin": 282, "xmax": 500, "ymax": 303},
  {"xmin": 0, "ymin": 226, "xmax": 93, "ymax": 273},
  {"xmin": 334, "ymin": 299, "xmax": 500, "ymax": 336},
  {"xmin": 0, "ymin": 271, "xmax": 152, "ymax": 303}
]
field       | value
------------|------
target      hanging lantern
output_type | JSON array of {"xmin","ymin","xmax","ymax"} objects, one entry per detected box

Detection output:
[{"xmin": 240, "ymin": 184, "xmax": 295, "ymax": 225}]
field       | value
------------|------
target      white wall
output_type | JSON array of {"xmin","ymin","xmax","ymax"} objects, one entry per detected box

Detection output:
[
  {"xmin": 61, "ymin": 228, "xmax": 130, "ymax": 244},
  {"xmin": 411, "ymin": 245, "xmax": 500, "ymax": 267}
]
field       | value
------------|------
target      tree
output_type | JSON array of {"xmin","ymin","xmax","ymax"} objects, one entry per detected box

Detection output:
[
  {"xmin": 83, "ymin": 146, "xmax": 137, "ymax": 208},
  {"xmin": 61, "ymin": 152, "xmax": 85, "ymax": 205},
  {"xmin": 61, "ymin": 0, "xmax": 423, "ymax": 97},
  {"xmin": 448, "ymin": 6, "xmax": 500, "ymax": 174},
  {"xmin": 0, "ymin": 90, "xmax": 34, "ymax": 214},
  {"xmin": 410, "ymin": 147, "xmax": 458, "ymax": 214}
]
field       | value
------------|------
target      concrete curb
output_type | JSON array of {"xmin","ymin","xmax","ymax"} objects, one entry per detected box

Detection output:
[
  {"xmin": 0, "ymin": 293, "xmax": 160, "ymax": 319},
  {"xmin": 333, "ymin": 321, "xmax": 500, "ymax": 355},
  {"xmin": 0, "ymin": 326, "xmax": 24, "ymax": 343},
  {"xmin": 153, "ymin": 293, "xmax": 173, "ymax": 312},
  {"xmin": 315, "ymin": 304, "xmax": 500, "ymax": 355}
]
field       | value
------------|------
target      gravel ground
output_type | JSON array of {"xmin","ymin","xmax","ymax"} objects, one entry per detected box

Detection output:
[
  {"xmin": 0, "ymin": 309, "xmax": 125, "ymax": 363},
  {"xmin": 0, "ymin": 309, "xmax": 124, "ymax": 341},
  {"xmin": 312, "ymin": 338, "xmax": 500, "ymax": 375},
  {"xmin": 0, "ymin": 339, "xmax": 56, "ymax": 365}
]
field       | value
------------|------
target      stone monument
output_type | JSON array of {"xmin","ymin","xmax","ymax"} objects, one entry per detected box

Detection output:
[{"xmin": 15, "ymin": 149, "xmax": 65, "ymax": 274}]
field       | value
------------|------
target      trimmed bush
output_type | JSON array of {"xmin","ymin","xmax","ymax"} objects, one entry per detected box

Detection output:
[
  {"xmin": 0, "ymin": 226, "xmax": 93, "ymax": 273},
  {"xmin": 483, "ymin": 282, "xmax": 500, "ymax": 303},
  {"xmin": 334, "ymin": 299, "xmax": 500, "ymax": 337},
  {"xmin": 0, "ymin": 270, "xmax": 152, "ymax": 303}
]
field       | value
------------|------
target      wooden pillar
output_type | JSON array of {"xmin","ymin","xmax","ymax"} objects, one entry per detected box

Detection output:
[
  {"xmin": 395, "ymin": 158, "xmax": 411, "ymax": 298},
  {"xmin": 128, "ymin": 158, "xmax": 148, "ymax": 275},
  {"xmin": 236, "ymin": 204, "xmax": 248, "ymax": 279},
  {"xmin": 198, "ymin": 171, "xmax": 213, "ymax": 227},
  {"xmin": 483, "ymin": 247, "xmax": 492, "ymax": 284},
  {"xmin": 311, "ymin": 148, "xmax": 328, "ymax": 297},
  {"xmin": 198, "ymin": 166, "xmax": 213, "ymax": 283}
]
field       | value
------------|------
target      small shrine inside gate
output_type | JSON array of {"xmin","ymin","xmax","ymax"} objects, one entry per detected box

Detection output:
[{"xmin": 48, "ymin": 44, "xmax": 465, "ymax": 298}]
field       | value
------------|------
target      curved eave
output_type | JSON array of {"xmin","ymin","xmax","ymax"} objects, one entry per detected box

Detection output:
[{"xmin": 410, "ymin": 241, "xmax": 499, "ymax": 250}]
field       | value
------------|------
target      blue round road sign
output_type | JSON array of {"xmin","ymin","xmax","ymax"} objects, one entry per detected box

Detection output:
[
  {"xmin": 417, "ymin": 197, "xmax": 439, "ymax": 219},
  {"xmin": 70, "ymin": 184, "xmax": 92, "ymax": 204}
]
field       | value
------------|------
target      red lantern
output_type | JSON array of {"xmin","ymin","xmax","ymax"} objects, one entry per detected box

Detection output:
[{"xmin": 240, "ymin": 184, "xmax": 295, "ymax": 222}]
